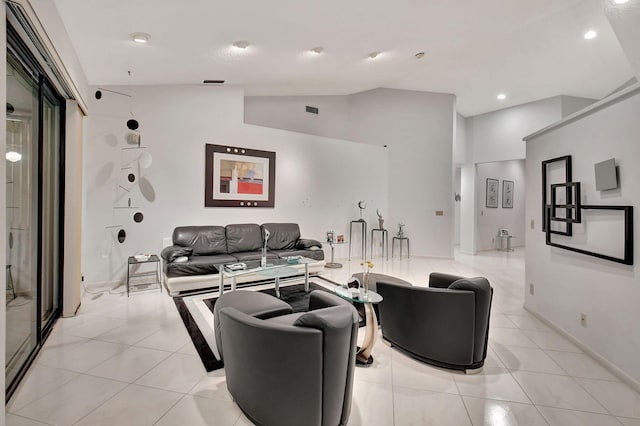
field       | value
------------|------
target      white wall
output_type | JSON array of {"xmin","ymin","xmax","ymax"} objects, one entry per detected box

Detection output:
[
  {"xmin": 459, "ymin": 96, "xmax": 587, "ymax": 253},
  {"xmin": 561, "ymin": 96, "xmax": 597, "ymax": 117},
  {"xmin": 245, "ymin": 88, "xmax": 457, "ymax": 258},
  {"xmin": 245, "ymin": 95, "xmax": 352, "ymax": 141},
  {"xmin": 525, "ymin": 86, "xmax": 640, "ymax": 387},
  {"xmin": 349, "ymin": 89, "xmax": 456, "ymax": 258},
  {"xmin": 63, "ymin": 100, "xmax": 82, "ymax": 316},
  {"xmin": 453, "ymin": 113, "xmax": 467, "ymax": 165},
  {"xmin": 466, "ymin": 96, "xmax": 563, "ymax": 164},
  {"xmin": 459, "ymin": 164, "xmax": 476, "ymax": 254},
  {"xmin": 83, "ymin": 85, "xmax": 388, "ymax": 285},
  {"xmin": 475, "ymin": 160, "xmax": 526, "ymax": 251}
]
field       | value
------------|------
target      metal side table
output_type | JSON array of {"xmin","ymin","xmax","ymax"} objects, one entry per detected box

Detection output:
[
  {"xmin": 392, "ymin": 237, "xmax": 410, "ymax": 259},
  {"xmin": 325, "ymin": 240, "xmax": 347, "ymax": 268},
  {"xmin": 349, "ymin": 220, "xmax": 367, "ymax": 260},
  {"xmin": 370, "ymin": 229, "xmax": 388, "ymax": 260},
  {"xmin": 127, "ymin": 255, "xmax": 161, "ymax": 297}
]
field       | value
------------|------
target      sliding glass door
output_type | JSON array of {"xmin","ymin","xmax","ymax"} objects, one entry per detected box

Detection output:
[
  {"xmin": 5, "ymin": 49, "xmax": 39, "ymax": 392},
  {"xmin": 5, "ymin": 27, "xmax": 65, "ymax": 399}
]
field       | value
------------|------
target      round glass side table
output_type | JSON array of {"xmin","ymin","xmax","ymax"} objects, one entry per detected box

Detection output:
[{"xmin": 333, "ymin": 286, "xmax": 383, "ymax": 366}]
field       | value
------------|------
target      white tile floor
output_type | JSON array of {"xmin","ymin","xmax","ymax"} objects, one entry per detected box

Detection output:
[{"xmin": 6, "ymin": 248, "xmax": 640, "ymax": 425}]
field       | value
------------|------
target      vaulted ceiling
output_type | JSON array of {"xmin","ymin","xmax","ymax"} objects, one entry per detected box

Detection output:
[{"xmin": 53, "ymin": 0, "xmax": 635, "ymax": 116}]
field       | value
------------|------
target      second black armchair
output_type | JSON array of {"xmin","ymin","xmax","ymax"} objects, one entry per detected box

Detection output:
[{"xmin": 377, "ymin": 272, "xmax": 493, "ymax": 372}]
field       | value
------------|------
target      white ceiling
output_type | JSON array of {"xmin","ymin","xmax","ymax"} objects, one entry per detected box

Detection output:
[{"xmin": 52, "ymin": 0, "xmax": 635, "ymax": 116}]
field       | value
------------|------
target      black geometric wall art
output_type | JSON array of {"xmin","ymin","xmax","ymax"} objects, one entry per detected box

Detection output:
[
  {"xmin": 542, "ymin": 155, "xmax": 572, "ymax": 235},
  {"xmin": 133, "ymin": 212, "xmax": 144, "ymax": 223},
  {"xmin": 128, "ymin": 173, "xmax": 136, "ymax": 183},
  {"xmin": 117, "ymin": 229, "xmax": 126, "ymax": 243},
  {"xmin": 546, "ymin": 205, "xmax": 633, "ymax": 265},
  {"xmin": 550, "ymin": 182, "xmax": 581, "ymax": 224}
]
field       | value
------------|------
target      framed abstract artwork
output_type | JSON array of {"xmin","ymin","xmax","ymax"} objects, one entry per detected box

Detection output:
[
  {"xmin": 486, "ymin": 178, "xmax": 499, "ymax": 208},
  {"xmin": 205, "ymin": 144, "xmax": 276, "ymax": 207},
  {"xmin": 502, "ymin": 180, "xmax": 514, "ymax": 208}
]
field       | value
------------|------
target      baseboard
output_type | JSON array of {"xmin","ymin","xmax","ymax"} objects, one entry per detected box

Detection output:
[
  {"xmin": 62, "ymin": 301, "xmax": 81, "ymax": 318},
  {"xmin": 524, "ymin": 303, "xmax": 640, "ymax": 393}
]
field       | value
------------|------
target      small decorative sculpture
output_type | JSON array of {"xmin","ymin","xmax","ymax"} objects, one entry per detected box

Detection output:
[
  {"xmin": 261, "ymin": 228, "xmax": 271, "ymax": 267},
  {"xmin": 397, "ymin": 223, "xmax": 406, "ymax": 238},
  {"xmin": 357, "ymin": 200, "xmax": 366, "ymax": 221},
  {"xmin": 376, "ymin": 209, "xmax": 385, "ymax": 230}
]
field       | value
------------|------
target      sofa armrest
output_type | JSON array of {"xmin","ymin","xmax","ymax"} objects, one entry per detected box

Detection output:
[
  {"xmin": 160, "ymin": 245, "xmax": 193, "ymax": 263},
  {"xmin": 296, "ymin": 238, "xmax": 323, "ymax": 249}
]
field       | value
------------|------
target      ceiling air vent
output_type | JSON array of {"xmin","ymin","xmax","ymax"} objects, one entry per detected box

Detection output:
[{"xmin": 203, "ymin": 80, "xmax": 225, "ymax": 84}]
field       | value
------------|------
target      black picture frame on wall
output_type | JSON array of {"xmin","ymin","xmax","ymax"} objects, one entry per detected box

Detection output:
[
  {"xmin": 205, "ymin": 144, "xmax": 276, "ymax": 207},
  {"xmin": 486, "ymin": 178, "xmax": 499, "ymax": 208},
  {"xmin": 502, "ymin": 180, "xmax": 514, "ymax": 208}
]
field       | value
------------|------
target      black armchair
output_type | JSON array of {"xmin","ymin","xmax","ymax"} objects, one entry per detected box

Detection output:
[
  {"xmin": 218, "ymin": 291, "xmax": 359, "ymax": 426},
  {"xmin": 377, "ymin": 272, "xmax": 493, "ymax": 372}
]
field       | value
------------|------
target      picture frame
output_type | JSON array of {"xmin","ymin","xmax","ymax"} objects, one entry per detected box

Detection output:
[
  {"xmin": 502, "ymin": 180, "xmax": 514, "ymax": 208},
  {"xmin": 486, "ymin": 178, "xmax": 499, "ymax": 208},
  {"xmin": 205, "ymin": 144, "xmax": 276, "ymax": 207}
]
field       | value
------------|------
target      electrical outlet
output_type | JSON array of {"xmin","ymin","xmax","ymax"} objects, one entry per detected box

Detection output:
[
  {"xmin": 529, "ymin": 283, "xmax": 534, "ymax": 295},
  {"xmin": 580, "ymin": 313, "xmax": 587, "ymax": 327}
]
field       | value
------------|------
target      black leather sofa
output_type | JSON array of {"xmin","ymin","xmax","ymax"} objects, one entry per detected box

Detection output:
[
  {"xmin": 377, "ymin": 272, "xmax": 493, "ymax": 372},
  {"xmin": 219, "ymin": 290, "xmax": 359, "ymax": 426},
  {"xmin": 161, "ymin": 223, "xmax": 325, "ymax": 295}
]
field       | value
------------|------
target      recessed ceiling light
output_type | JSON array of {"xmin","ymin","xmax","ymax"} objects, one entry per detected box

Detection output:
[
  {"xmin": 131, "ymin": 32, "xmax": 150, "ymax": 44},
  {"xmin": 368, "ymin": 51, "xmax": 381, "ymax": 59},
  {"xmin": 232, "ymin": 40, "xmax": 250, "ymax": 49},
  {"xmin": 414, "ymin": 52, "xmax": 425, "ymax": 59},
  {"xmin": 310, "ymin": 47, "xmax": 324, "ymax": 55},
  {"xmin": 613, "ymin": 0, "xmax": 629, "ymax": 4},
  {"xmin": 497, "ymin": 93, "xmax": 507, "ymax": 100},
  {"xmin": 584, "ymin": 30, "xmax": 597, "ymax": 40}
]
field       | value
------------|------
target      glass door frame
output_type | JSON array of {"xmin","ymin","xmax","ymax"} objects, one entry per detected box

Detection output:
[{"xmin": 5, "ymin": 23, "xmax": 66, "ymax": 401}]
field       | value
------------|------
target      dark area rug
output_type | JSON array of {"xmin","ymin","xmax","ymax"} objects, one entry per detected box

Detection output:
[
  {"xmin": 202, "ymin": 282, "xmax": 329, "ymax": 314},
  {"xmin": 174, "ymin": 282, "xmax": 334, "ymax": 372}
]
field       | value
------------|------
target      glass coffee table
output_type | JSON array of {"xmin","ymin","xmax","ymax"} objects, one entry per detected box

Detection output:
[
  {"xmin": 218, "ymin": 257, "xmax": 315, "ymax": 298},
  {"xmin": 334, "ymin": 286, "xmax": 383, "ymax": 366}
]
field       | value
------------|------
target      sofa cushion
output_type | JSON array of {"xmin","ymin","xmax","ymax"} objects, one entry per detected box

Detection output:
[
  {"xmin": 261, "ymin": 223, "xmax": 300, "ymax": 250},
  {"xmin": 296, "ymin": 238, "xmax": 323, "ymax": 249},
  {"xmin": 270, "ymin": 249, "xmax": 325, "ymax": 261},
  {"xmin": 166, "ymin": 254, "xmax": 237, "ymax": 278},
  {"xmin": 231, "ymin": 251, "xmax": 279, "ymax": 262},
  {"xmin": 161, "ymin": 246, "xmax": 193, "ymax": 262},
  {"xmin": 214, "ymin": 290, "xmax": 293, "ymax": 359},
  {"xmin": 173, "ymin": 226, "xmax": 227, "ymax": 255},
  {"xmin": 265, "ymin": 311, "xmax": 307, "ymax": 326},
  {"xmin": 226, "ymin": 224, "xmax": 263, "ymax": 253}
]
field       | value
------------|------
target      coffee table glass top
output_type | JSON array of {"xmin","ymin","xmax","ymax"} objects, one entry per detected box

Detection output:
[
  {"xmin": 218, "ymin": 257, "xmax": 313, "ymax": 278},
  {"xmin": 334, "ymin": 286, "xmax": 383, "ymax": 304}
]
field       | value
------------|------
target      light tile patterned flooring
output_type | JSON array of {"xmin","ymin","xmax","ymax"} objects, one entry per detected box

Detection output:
[{"xmin": 6, "ymin": 248, "xmax": 640, "ymax": 425}]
